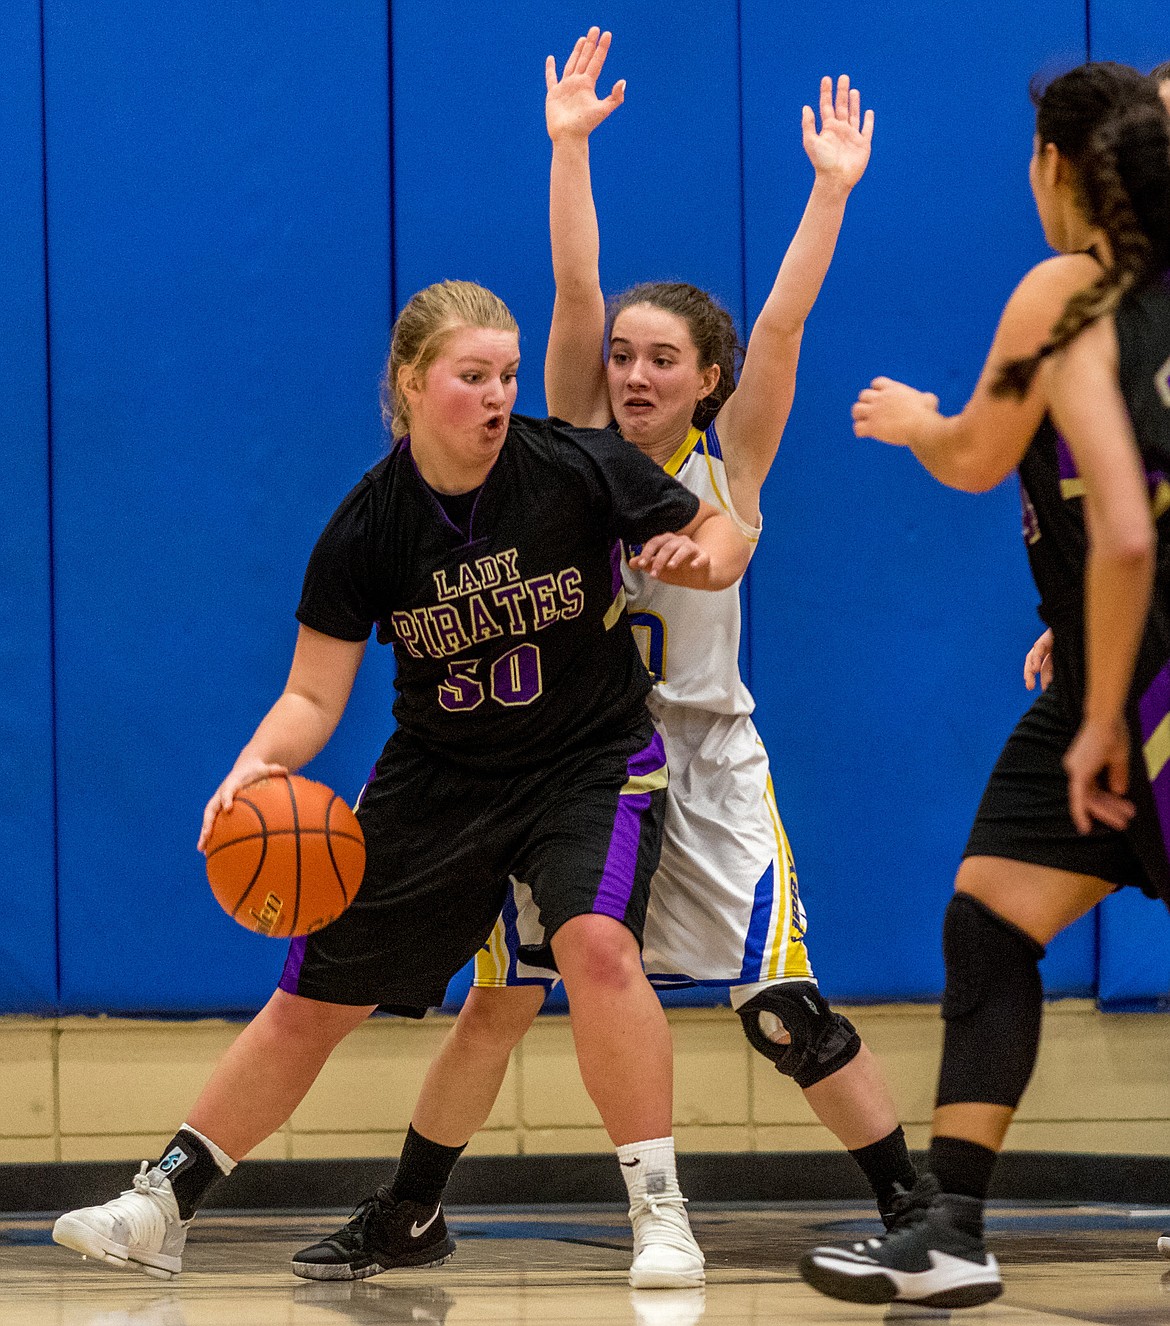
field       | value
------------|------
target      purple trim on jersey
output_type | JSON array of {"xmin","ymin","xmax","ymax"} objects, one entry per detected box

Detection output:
[
  {"xmin": 593, "ymin": 730, "xmax": 665, "ymax": 921},
  {"xmin": 610, "ymin": 539, "xmax": 624, "ymax": 598},
  {"xmin": 279, "ymin": 937, "xmax": 307, "ymax": 995},
  {"xmin": 1054, "ymin": 431, "xmax": 1079, "ymax": 481},
  {"xmin": 1140, "ymin": 661, "xmax": 1170, "ymax": 856},
  {"xmin": 401, "ymin": 436, "xmax": 484, "ymax": 541}
]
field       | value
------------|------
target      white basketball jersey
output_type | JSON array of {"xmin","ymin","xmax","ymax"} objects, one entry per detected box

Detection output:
[{"xmin": 623, "ymin": 422, "xmax": 760, "ymax": 715}]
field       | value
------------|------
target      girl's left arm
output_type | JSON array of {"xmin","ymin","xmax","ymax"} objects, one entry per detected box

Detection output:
[{"xmin": 717, "ymin": 76, "xmax": 873, "ymax": 520}]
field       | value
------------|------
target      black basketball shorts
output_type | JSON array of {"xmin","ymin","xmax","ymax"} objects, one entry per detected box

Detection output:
[
  {"xmin": 277, "ymin": 715, "xmax": 668, "ymax": 1013},
  {"xmin": 964, "ymin": 681, "xmax": 1169, "ymax": 902}
]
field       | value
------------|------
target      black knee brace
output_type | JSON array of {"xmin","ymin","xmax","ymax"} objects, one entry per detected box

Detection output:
[
  {"xmin": 738, "ymin": 981, "xmax": 861, "ymax": 1088},
  {"xmin": 935, "ymin": 892, "xmax": 1045, "ymax": 1109}
]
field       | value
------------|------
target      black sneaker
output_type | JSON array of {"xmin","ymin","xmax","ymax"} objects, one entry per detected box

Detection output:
[
  {"xmin": 800, "ymin": 1187, "xmax": 1001, "ymax": 1309},
  {"xmin": 880, "ymin": 1177, "xmax": 930, "ymax": 1233},
  {"xmin": 291, "ymin": 1188, "xmax": 455, "ymax": 1281}
]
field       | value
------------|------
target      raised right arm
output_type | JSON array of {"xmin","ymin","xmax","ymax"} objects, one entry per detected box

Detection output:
[{"xmin": 544, "ymin": 27, "xmax": 625, "ymax": 427}]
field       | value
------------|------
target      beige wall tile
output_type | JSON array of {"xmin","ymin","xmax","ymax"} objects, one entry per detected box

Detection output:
[
  {"xmin": 291, "ymin": 1018, "xmax": 449, "ymax": 1132},
  {"xmin": 464, "ymin": 1130, "xmax": 520, "ymax": 1157},
  {"xmin": 755, "ymin": 1124, "xmax": 842, "ymax": 1152},
  {"xmin": 60, "ymin": 1130, "xmax": 287, "ymax": 1163},
  {"xmin": 1021, "ymin": 1005, "xmax": 1170, "ymax": 1121},
  {"xmin": 673, "ymin": 1017, "xmax": 749, "ymax": 1126},
  {"xmin": 58, "ymin": 1020, "xmax": 239, "ymax": 1135},
  {"xmin": 1005, "ymin": 1119, "xmax": 1170, "ymax": 1153},
  {"xmin": 0, "ymin": 1137, "xmax": 55, "ymax": 1162},
  {"xmin": 518, "ymin": 1018, "xmax": 598, "ymax": 1129},
  {"xmin": 522, "ymin": 1127, "xmax": 612, "ymax": 1154},
  {"xmin": 675, "ymin": 1125, "xmax": 753, "ymax": 1152},
  {"xmin": 289, "ymin": 1131, "xmax": 405, "ymax": 1160},
  {"xmin": 0, "ymin": 1024, "xmax": 55, "ymax": 1137}
]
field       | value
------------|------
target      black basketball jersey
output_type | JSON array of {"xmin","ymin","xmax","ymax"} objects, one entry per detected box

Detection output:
[
  {"xmin": 1018, "ymin": 273, "xmax": 1170, "ymax": 680},
  {"xmin": 296, "ymin": 414, "xmax": 700, "ymax": 770}
]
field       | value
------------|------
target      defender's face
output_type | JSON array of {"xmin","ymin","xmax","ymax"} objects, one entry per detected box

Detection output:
[
  {"xmin": 607, "ymin": 305, "xmax": 718, "ymax": 448},
  {"xmin": 404, "ymin": 325, "xmax": 519, "ymax": 468}
]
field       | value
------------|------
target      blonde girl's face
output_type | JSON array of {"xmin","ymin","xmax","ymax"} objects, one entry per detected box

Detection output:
[
  {"xmin": 606, "ymin": 304, "xmax": 719, "ymax": 447},
  {"xmin": 402, "ymin": 325, "xmax": 519, "ymax": 466}
]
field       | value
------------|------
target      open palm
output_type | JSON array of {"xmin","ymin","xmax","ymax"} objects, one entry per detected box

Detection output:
[
  {"xmin": 545, "ymin": 26, "xmax": 626, "ymax": 143},
  {"xmin": 802, "ymin": 75, "xmax": 873, "ymax": 189}
]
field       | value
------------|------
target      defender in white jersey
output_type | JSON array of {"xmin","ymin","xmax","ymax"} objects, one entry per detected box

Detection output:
[{"xmin": 377, "ymin": 33, "xmax": 917, "ymax": 1280}]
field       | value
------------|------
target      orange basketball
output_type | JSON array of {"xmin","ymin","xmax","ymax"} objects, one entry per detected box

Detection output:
[{"xmin": 205, "ymin": 775, "xmax": 365, "ymax": 938}]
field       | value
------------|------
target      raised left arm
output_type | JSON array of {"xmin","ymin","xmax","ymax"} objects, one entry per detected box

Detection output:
[
  {"xmin": 629, "ymin": 501, "xmax": 752, "ymax": 591},
  {"xmin": 718, "ymin": 75, "xmax": 873, "ymax": 518}
]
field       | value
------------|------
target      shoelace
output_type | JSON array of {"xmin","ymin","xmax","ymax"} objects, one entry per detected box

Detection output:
[
  {"xmin": 99, "ymin": 1163, "xmax": 171, "ymax": 1244},
  {"xmin": 629, "ymin": 1192, "xmax": 699, "ymax": 1257}
]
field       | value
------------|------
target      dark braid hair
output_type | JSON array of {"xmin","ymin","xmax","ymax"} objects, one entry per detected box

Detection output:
[
  {"xmin": 994, "ymin": 63, "xmax": 1170, "ymax": 397},
  {"xmin": 606, "ymin": 282, "xmax": 744, "ymax": 430}
]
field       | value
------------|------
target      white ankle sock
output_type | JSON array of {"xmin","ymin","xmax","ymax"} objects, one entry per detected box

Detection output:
[
  {"xmin": 616, "ymin": 1136, "xmax": 680, "ymax": 1201},
  {"xmin": 180, "ymin": 1124, "xmax": 237, "ymax": 1176}
]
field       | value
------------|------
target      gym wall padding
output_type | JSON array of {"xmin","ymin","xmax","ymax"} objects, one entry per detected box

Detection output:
[
  {"xmin": 6, "ymin": 2, "xmax": 1168, "ymax": 1017},
  {"xmin": 391, "ymin": 0, "xmax": 745, "ymax": 421},
  {"xmin": 0, "ymin": 0, "xmax": 57, "ymax": 1013},
  {"xmin": 739, "ymin": 0, "xmax": 1096, "ymax": 1001},
  {"xmin": 1089, "ymin": 0, "xmax": 1167, "ymax": 72},
  {"xmin": 44, "ymin": 1, "xmax": 393, "ymax": 1013}
]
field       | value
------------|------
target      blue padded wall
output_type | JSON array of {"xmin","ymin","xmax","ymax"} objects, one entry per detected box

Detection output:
[
  {"xmin": 391, "ymin": 0, "xmax": 744, "ymax": 420},
  {"xmin": 1089, "ymin": 0, "xmax": 1167, "ymax": 71},
  {"xmin": 45, "ymin": 0, "xmax": 393, "ymax": 1013},
  {"xmin": 1086, "ymin": 1, "xmax": 1170, "ymax": 1008},
  {"xmin": 739, "ymin": 0, "xmax": 1095, "ymax": 1001},
  {"xmin": 0, "ymin": 0, "xmax": 57, "ymax": 1012}
]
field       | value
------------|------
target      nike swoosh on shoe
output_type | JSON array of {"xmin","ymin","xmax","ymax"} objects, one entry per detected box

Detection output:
[{"xmin": 410, "ymin": 1207, "xmax": 441, "ymax": 1238}]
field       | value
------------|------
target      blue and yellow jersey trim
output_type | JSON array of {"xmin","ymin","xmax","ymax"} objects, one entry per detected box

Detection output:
[{"xmin": 663, "ymin": 424, "xmax": 760, "ymax": 545}]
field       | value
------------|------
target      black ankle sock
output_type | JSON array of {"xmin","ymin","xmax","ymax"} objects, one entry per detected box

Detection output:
[
  {"xmin": 928, "ymin": 1136, "xmax": 997, "ymax": 1236},
  {"xmin": 849, "ymin": 1125, "xmax": 918, "ymax": 1211},
  {"xmin": 155, "ymin": 1129, "xmax": 227, "ymax": 1221},
  {"xmin": 389, "ymin": 1125, "xmax": 466, "ymax": 1208}
]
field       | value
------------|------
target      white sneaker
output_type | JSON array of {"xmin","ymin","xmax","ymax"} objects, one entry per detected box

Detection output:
[
  {"xmin": 628, "ymin": 1192, "xmax": 705, "ymax": 1289},
  {"xmin": 1159, "ymin": 1231, "xmax": 1170, "ymax": 1258},
  {"xmin": 53, "ymin": 1162, "xmax": 190, "ymax": 1279}
]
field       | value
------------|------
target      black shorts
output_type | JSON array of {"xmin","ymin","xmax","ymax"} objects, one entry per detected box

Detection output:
[
  {"xmin": 964, "ymin": 683, "xmax": 1169, "ymax": 901},
  {"xmin": 278, "ymin": 715, "xmax": 667, "ymax": 1012}
]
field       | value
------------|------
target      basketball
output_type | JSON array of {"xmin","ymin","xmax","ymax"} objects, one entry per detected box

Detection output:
[{"xmin": 204, "ymin": 775, "xmax": 365, "ymax": 938}]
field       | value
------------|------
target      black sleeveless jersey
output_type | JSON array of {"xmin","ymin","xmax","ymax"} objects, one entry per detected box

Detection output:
[
  {"xmin": 296, "ymin": 414, "xmax": 700, "ymax": 771},
  {"xmin": 1018, "ymin": 273, "xmax": 1170, "ymax": 688}
]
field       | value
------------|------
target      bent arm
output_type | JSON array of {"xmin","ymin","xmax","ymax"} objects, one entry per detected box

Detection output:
[
  {"xmin": 1048, "ymin": 319, "xmax": 1155, "ymax": 726},
  {"xmin": 629, "ymin": 502, "xmax": 752, "ymax": 591},
  {"xmin": 858, "ymin": 255, "xmax": 1102, "ymax": 491}
]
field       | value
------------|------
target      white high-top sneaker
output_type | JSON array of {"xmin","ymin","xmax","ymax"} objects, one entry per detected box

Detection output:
[
  {"xmin": 53, "ymin": 1162, "xmax": 190, "ymax": 1279},
  {"xmin": 628, "ymin": 1191, "xmax": 705, "ymax": 1289}
]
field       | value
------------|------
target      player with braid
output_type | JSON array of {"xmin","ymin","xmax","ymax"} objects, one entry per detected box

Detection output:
[{"xmin": 800, "ymin": 62, "xmax": 1170, "ymax": 1308}]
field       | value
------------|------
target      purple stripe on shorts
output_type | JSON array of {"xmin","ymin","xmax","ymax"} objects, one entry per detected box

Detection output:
[
  {"xmin": 592, "ymin": 730, "xmax": 666, "ymax": 921},
  {"xmin": 1054, "ymin": 432, "xmax": 1079, "ymax": 482},
  {"xmin": 1140, "ymin": 661, "xmax": 1170, "ymax": 857},
  {"xmin": 279, "ymin": 937, "xmax": 307, "ymax": 995}
]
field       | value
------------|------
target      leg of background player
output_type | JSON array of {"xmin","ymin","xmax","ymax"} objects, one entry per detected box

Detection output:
[
  {"xmin": 802, "ymin": 1044, "xmax": 902, "ymax": 1149},
  {"xmin": 410, "ymin": 985, "xmax": 546, "ymax": 1145}
]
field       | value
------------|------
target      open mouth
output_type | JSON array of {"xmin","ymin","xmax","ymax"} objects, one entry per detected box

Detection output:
[
  {"xmin": 623, "ymin": 398, "xmax": 654, "ymax": 414},
  {"xmin": 484, "ymin": 414, "xmax": 505, "ymax": 435}
]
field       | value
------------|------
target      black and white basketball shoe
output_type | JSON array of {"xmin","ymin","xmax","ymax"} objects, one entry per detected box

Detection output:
[
  {"xmin": 800, "ymin": 1177, "xmax": 1002, "ymax": 1309},
  {"xmin": 292, "ymin": 1188, "xmax": 455, "ymax": 1281}
]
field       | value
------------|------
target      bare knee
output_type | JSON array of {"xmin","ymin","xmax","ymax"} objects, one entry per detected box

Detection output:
[
  {"xmin": 452, "ymin": 987, "xmax": 543, "ymax": 1054},
  {"xmin": 552, "ymin": 915, "xmax": 644, "ymax": 996},
  {"xmin": 258, "ymin": 989, "xmax": 373, "ymax": 1050}
]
